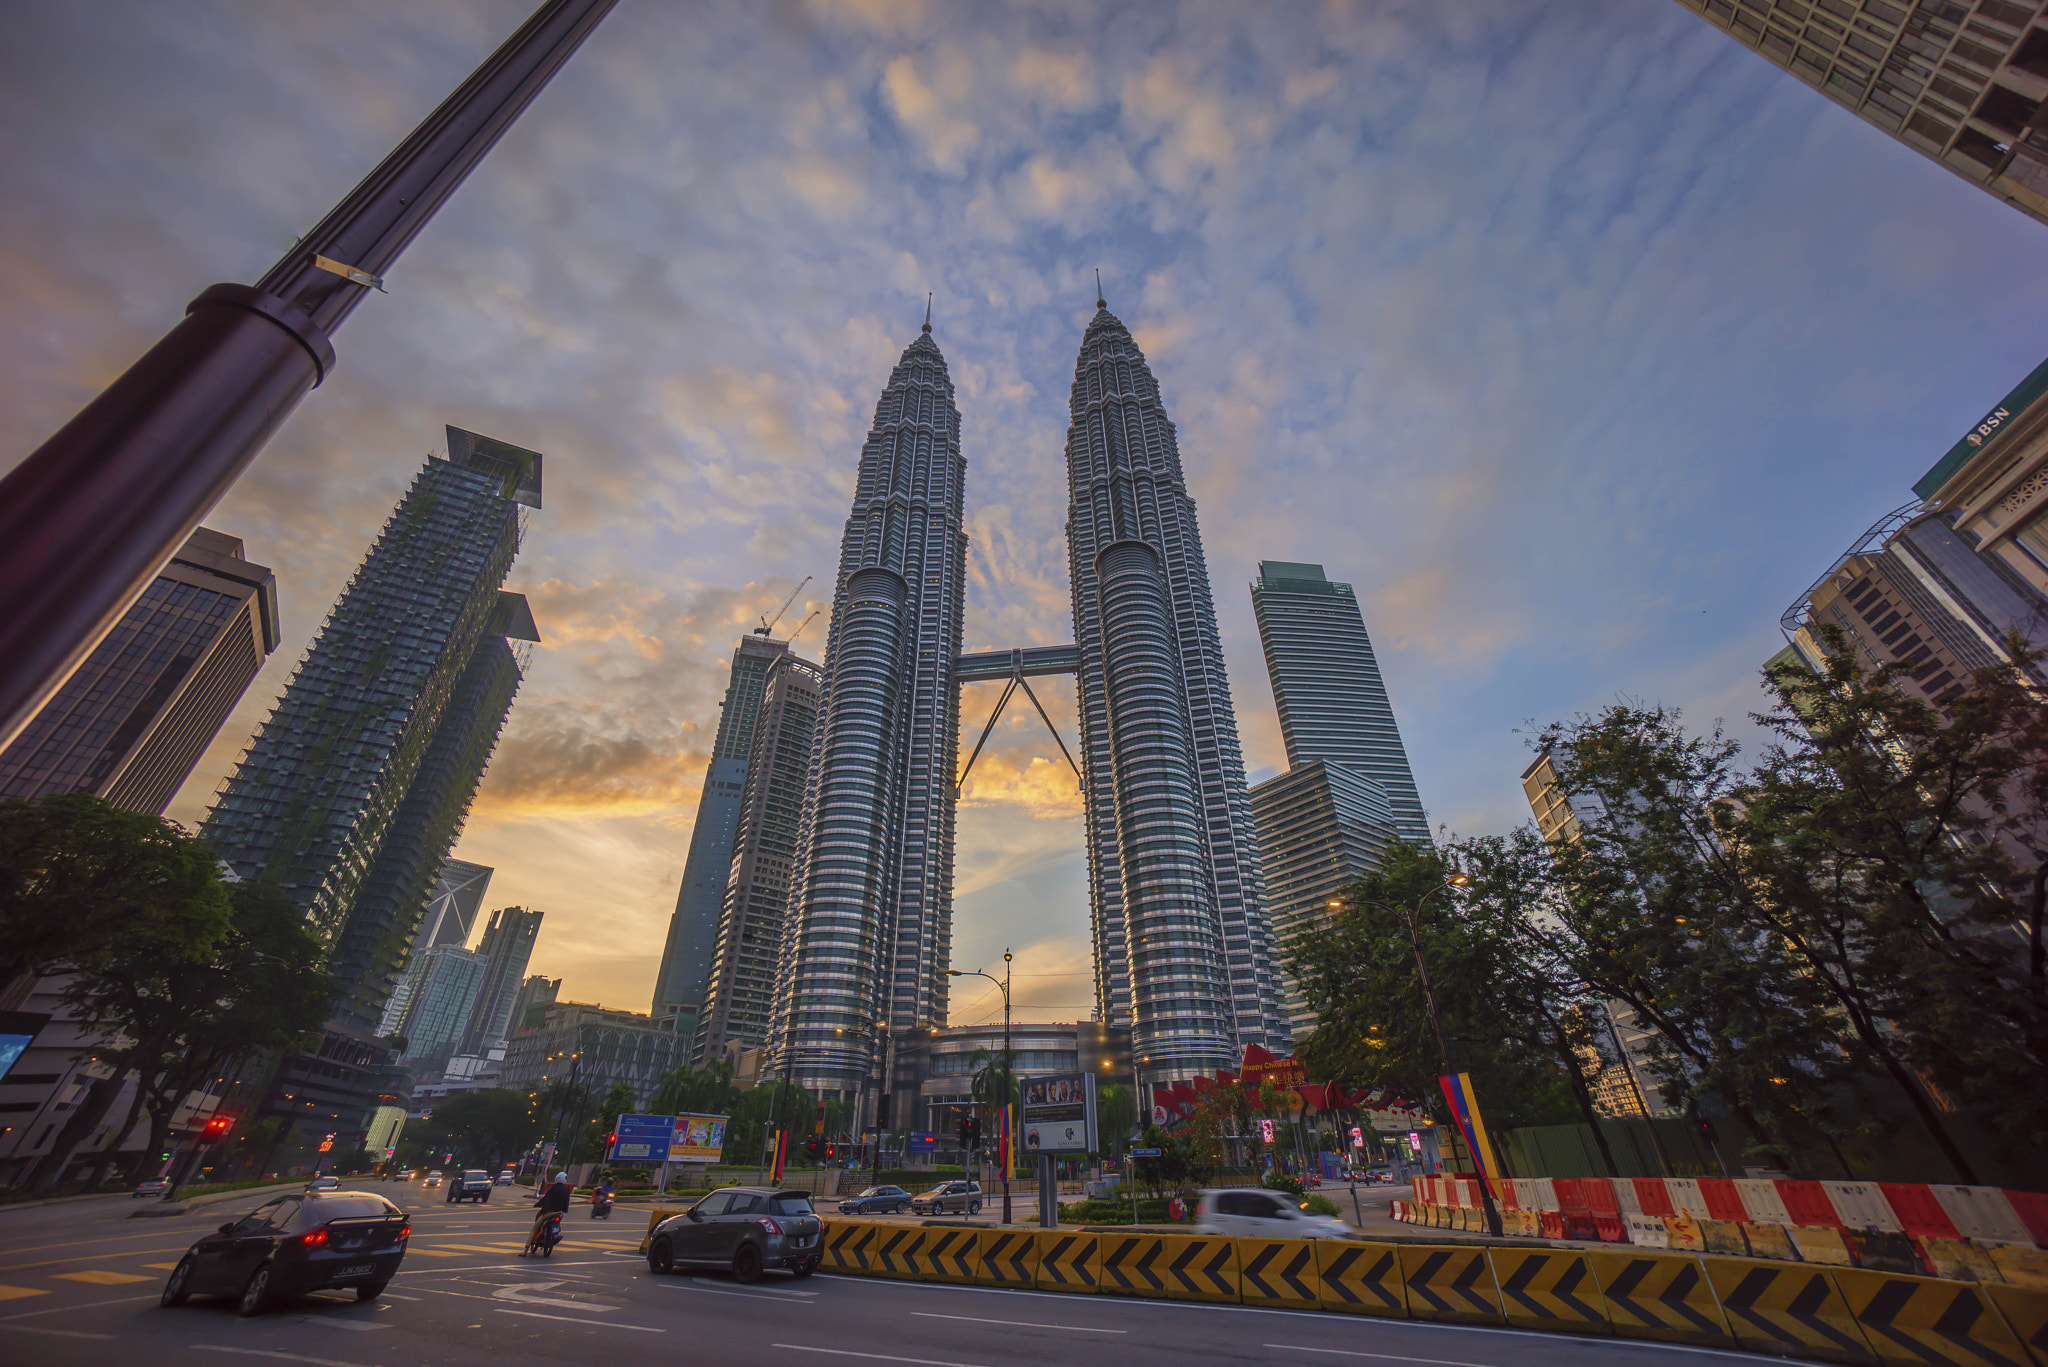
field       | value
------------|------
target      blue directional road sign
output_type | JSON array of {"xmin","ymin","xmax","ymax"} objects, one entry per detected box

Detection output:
[
  {"xmin": 1130, "ymin": 1148, "xmax": 1162, "ymax": 1158},
  {"xmin": 611, "ymin": 1112, "xmax": 675, "ymax": 1162},
  {"xmin": 906, "ymin": 1131, "xmax": 937, "ymax": 1154}
]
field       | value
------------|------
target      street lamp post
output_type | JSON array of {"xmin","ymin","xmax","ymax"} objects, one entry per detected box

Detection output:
[
  {"xmin": 0, "ymin": 0, "xmax": 619, "ymax": 751},
  {"xmin": 1342, "ymin": 873, "xmax": 1503, "ymax": 1238},
  {"xmin": 947, "ymin": 950, "xmax": 1012, "ymax": 1224}
]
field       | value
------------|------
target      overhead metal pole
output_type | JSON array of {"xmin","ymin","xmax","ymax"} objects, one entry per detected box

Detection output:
[{"xmin": 0, "ymin": 0, "xmax": 618, "ymax": 750}]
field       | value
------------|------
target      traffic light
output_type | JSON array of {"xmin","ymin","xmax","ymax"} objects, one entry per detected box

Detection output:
[
  {"xmin": 964, "ymin": 1115, "xmax": 979, "ymax": 1150},
  {"xmin": 604, "ymin": 1131, "xmax": 617, "ymax": 1152}
]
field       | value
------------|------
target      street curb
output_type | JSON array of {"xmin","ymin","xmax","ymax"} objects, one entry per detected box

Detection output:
[
  {"xmin": 0, "ymin": 1191, "xmax": 136, "ymax": 1216},
  {"xmin": 129, "ymin": 1181, "xmax": 307, "ymax": 1219}
]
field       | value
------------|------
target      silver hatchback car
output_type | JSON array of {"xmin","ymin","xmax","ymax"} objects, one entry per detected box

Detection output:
[
  {"xmin": 646, "ymin": 1188, "xmax": 822, "ymax": 1283},
  {"xmin": 910, "ymin": 1180, "xmax": 981, "ymax": 1216}
]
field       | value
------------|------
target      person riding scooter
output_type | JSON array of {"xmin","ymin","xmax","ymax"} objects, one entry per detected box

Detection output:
[
  {"xmin": 590, "ymin": 1176, "xmax": 615, "ymax": 1220},
  {"xmin": 524, "ymin": 1171, "xmax": 572, "ymax": 1256}
]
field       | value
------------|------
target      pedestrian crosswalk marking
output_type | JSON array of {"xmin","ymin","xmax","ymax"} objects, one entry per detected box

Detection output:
[
  {"xmin": 0, "ymin": 1285, "xmax": 47, "ymax": 1300},
  {"xmin": 53, "ymin": 1271, "xmax": 152, "ymax": 1285}
]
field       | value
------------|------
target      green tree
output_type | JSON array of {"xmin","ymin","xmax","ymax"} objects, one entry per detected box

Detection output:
[
  {"xmin": 1293, "ymin": 842, "xmax": 1582, "ymax": 1140},
  {"xmin": 1733, "ymin": 632, "xmax": 2048, "ymax": 1174},
  {"xmin": 0, "ymin": 792, "xmax": 230, "ymax": 985},
  {"xmin": 1095, "ymin": 1083, "xmax": 1137, "ymax": 1157},
  {"xmin": 648, "ymin": 1058, "xmax": 737, "ymax": 1117},
  {"xmin": 27, "ymin": 881, "xmax": 329, "ymax": 1193},
  {"xmin": 421, "ymin": 1088, "xmax": 541, "ymax": 1170}
]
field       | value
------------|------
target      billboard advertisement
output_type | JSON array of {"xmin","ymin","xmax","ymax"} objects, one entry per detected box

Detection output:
[
  {"xmin": 1019, "ymin": 1071, "xmax": 1096, "ymax": 1154},
  {"xmin": 669, "ymin": 1112, "xmax": 728, "ymax": 1162}
]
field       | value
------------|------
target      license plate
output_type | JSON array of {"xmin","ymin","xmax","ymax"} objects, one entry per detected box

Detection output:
[{"xmin": 334, "ymin": 1264, "xmax": 374, "ymax": 1279}]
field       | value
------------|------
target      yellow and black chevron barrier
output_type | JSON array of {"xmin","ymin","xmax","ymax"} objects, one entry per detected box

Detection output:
[
  {"xmin": 804, "ymin": 1220, "xmax": 2048, "ymax": 1367},
  {"xmin": 1239, "ymin": 1237, "xmax": 1320, "ymax": 1309}
]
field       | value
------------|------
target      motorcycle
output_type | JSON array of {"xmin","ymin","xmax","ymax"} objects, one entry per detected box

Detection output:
[
  {"xmin": 523, "ymin": 1212, "xmax": 564, "ymax": 1258},
  {"xmin": 590, "ymin": 1191, "xmax": 613, "ymax": 1220}
]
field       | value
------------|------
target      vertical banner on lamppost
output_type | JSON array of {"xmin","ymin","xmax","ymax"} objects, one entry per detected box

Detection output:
[
  {"xmin": 769, "ymin": 1129, "xmax": 789, "ymax": 1184},
  {"xmin": 1437, "ymin": 1072, "xmax": 1502, "ymax": 1192}
]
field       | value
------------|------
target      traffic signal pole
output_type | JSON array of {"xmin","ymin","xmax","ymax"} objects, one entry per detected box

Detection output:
[{"xmin": 0, "ymin": 0, "xmax": 618, "ymax": 752}]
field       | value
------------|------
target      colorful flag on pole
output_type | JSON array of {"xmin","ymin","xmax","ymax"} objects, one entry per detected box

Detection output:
[
  {"xmin": 995, "ymin": 1105, "xmax": 1010, "ymax": 1173},
  {"xmin": 1437, "ymin": 1072, "xmax": 1502, "ymax": 1196},
  {"xmin": 769, "ymin": 1129, "xmax": 788, "ymax": 1184}
]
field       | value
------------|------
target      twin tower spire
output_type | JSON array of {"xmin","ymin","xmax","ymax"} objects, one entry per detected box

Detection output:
[{"xmin": 766, "ymin": 294, "xmax": 1286, "ymax": 1099}]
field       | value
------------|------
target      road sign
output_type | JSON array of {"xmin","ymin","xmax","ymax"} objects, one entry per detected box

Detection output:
[
  {"xmin": 1021, "ymin": 1071, "xmax": 1096, "ymax": 1154},
  {"xmin": 1131, "ymin": 1147, "xmax": 1162, "ymax": 1158},
  {"xmin": 611, "ymin": 1112, "xmax": 674, "ymax": 1161},
  {"xmin": 907, "ymin": 1131, "xmax": 937, "ymax": 1153}
]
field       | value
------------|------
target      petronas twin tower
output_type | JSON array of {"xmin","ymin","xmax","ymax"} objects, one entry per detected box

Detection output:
[{"xmin": 766, "ymin": 297, "xmax": 1286, "ymax": 1098}]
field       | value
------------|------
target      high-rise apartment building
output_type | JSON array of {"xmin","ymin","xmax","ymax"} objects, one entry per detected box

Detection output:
[
  {"xmin": 460, "ymin": 905, "xmax": 544, "ymax": 1056},
  {"xmin": 1249, "ymin": 760, "xmax": 1402, "ymax": 1039},
  {"xmin": 769, "ymin": 319, "xmax": 968, "ymax": 1100},
  {"xmin": 652, "ymin": 634, "xmax": 789, "ymax": 1018},
  {"xmin": 695, "ymin": 648, "xmax": 822, "ymax": 1065},
  {"xmin": 0, "ymin": 527, "xmax": 278, "ymax": 815},
  {"xmin": 204, "ymin": 428, "xmax": 540, "ymax": 1040},
  {"xmin": 1251, "ymin": 561, "xmax": 1433, "ymax": 849},
  {"xmin": 1672, "ymin": 0, "xmax": 2048, "ymax": 227},
  {"xmin": 203, "ymin": 428, "xmax": 540, "ymax": 1169},
  {"xmin": 1065, "ymin": 300, "xmax": 1287, "ymax": 1074},
  {"xmin": 509, "ymin": 974, "xmax": 561, "ymax": 1036}
]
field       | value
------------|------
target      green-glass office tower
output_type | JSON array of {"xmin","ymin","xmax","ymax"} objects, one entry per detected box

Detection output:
[{"xmin": 1251, "ymin": 561, "xmax": 1431, "ymax": 849}]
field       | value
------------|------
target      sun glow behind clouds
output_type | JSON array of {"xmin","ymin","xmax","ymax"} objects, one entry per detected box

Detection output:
[{"xmin": 1, "ymin": 0, "xmax": 2042, "ymax": 1019}]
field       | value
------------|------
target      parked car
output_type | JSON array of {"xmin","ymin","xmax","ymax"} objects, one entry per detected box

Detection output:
[
  {"xmin": 134, "ymin": 1178, "xmax": 171, "ymax": 1198},
  {"xmin": 909, "ymin": 1180, "xmax": 981, "ymax": 1216},
  {"xmin": 158, "ymin": 1190, "xmax": 410, "ymax": 1316},
  {"xmin": 1196, "ymin": 1188, "xmax": 1352, "ymax": 1239},
  {"xmin": 422, "ymin": 1171, "xmax": 443, "ymax": 1189},
  {"xmin": 305, "ymin": 1175, "xmax": 341, "ymax": 1192},
  {"xmin": 446, "ymin": 1169, "xmax": 493, "ymax": 1204},
  {"xmin": 644, "ymin": 1187, "xmax": 821, "ymax": 1284},
  {"xmin": 837, "ymin": 1185, "xmax": 913, "ymax": 1215},
  {"xmin": 1363, "ymin": 1168, "xmax": 1393, "ymax": 1185}
]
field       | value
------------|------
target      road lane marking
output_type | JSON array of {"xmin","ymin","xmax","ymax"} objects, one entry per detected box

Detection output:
[
  {"xmin": 665, "ymin": 1284, "xmax": 817, "ymax": 1302},
  {"xmin": 53, "ymin": 1270, "xmax": 153, "ymax": 1284},
  {"xmin": 492, "ymin": 1308, "xmax": 662, "ymax": 1332},
  {"xmin": 291, "ymin": 1316, "xmax": 391, "ymax": 1331},
  {"xmin": 912, "ymin": 1311, "xmax": 1125, "ymax": 1333},
  {"xmin": 1265, "ymin": 1347, "xmax": 1495, "ymax": 1367},
  {"xmin": 775, "ymin": 1347, "xmax": 989, "ymax": 1367},
  {"xmin": 0, "ymin": 1324, "xmax": 114, "ymax": 1339},
  {"xmin": 145, "ymin": 1262, "xmax": 184, "ymax": 1270},
  {"xmin": 372, "ymin": 1291, "xmax": 421, "ymax": 1301},
  {"xmin": 0, "ymin": 1245, "xmax": 190, "ymax": 1272},
  {"xmin": 0, "ymin": 1287, "xmax": 46, "ymax": 1301},
  {"xmin": 0, "ymin": 1292, "xmax": 156, "ymax": 1320},
  {"xmin": 189, "ymin": 1347, "xmax": 375, "ymax": 1367}
]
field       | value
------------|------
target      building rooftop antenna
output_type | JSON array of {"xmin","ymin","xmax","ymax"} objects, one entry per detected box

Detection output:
[
  {"xmin": 923, "ymin": 292, "xmax": 932, "ymax": 334},
  {"xmin": 1095, "ymin": 268, "xmax": 1105, "ymax": 310}
]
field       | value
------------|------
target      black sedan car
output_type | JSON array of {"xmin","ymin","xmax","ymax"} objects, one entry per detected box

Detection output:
[
  {"xmin": 160, "ymin": 1189, "xmax": 410, "ymax": 1316},
  {"xmin": 646, "ymin": 1187, "xmax": 821, "ymax": 1283},
  {"xmin": 837, "ymin": 1184, "xmax": 912, "ymax": 1215}
]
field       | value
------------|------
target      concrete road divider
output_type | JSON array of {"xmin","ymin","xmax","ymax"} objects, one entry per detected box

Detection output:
[
  {"xmin": 1793, "ymin": 1226, "xmax": 1857, "ymax": 1267},
  {"xmin": 1706, "ymin": 1256, "xmax": 1876, "ymax": 1364},
  {"xmin": 1623, "ymin": 1212, "xmax": 1670, "ymax": 1248},
  {"xmin": 976, "ymin": 1229, "xmax": 1038, "ymax": 1288},
  {"xmin": 1490, "ymin": 1248, "xmax": 1611, "ymax": 1335},
  {"xmin": 1399, "ymin": 1244, "xmax": 1503, "ymax": 1325},
  {"xmin": 1038, "ymin": 1229, "xmax": 1101, "ymax": 1292},
  {"xmin": 1155, "ymin": 1232, "xmax": 1239, "ymax": 1302},
  {"xmin": 868, "ymin": 1226, "xmax": 927, "ymax": 1278},
  {"xmin": 1983, "ymin": 1285, "xmax": 2048, "ymax": 1365},
  {"xmin": 1098, "ymin": 1232, "xmax": 1170, "ymax": 1295},
  {"xmin": 1317, "ymin": 1241, "xmax": 1408, "ymax": 1317},
  {"xmin": 915, "ymin": 1228, "xmax": 978, "ymax": 1281},
  {"xmin": 1585, "ymin": 1250, "xmax": 1737, "ymax": 1349},
  {"xmin": 1831, "ymin": 1267, "xmax": 2032, "ymax": 1367},
  {"xmin": 1745, "ymin": 1222, "xmax": 1801, "ymax": 1261},
  {"xmin": 822, "ymin": 1220, "xmax": 875, "ymax": 1272},
  {"xmin": 1989, "ymin": 1246, "xmax": 2048, "ymax": 1292},
  {"xmin": 1239, "ymin": 1237, "xmax": 1320, "ymax": 1309}
]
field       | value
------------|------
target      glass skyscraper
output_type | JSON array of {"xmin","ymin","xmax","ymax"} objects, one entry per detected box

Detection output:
[
  {"xmin": 653, "ymin": 634, "xmax": 788, "ymax": 1019},
  {"xmin": 1251, "ymin": 561, "xmax": 1432, "ymax": 849},
  {"xmin": 770, "ymin": 318, "xmax": 966, "ymax": 1099},
  {"xmin": 1066, "ymin": 299, "xmax": 1288, "ymax": 1075}
]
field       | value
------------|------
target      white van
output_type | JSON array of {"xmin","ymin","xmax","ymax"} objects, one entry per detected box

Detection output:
[{"xmin": 1196, "ymin": 1187, "xmax": 1352, "ymax": 1238}]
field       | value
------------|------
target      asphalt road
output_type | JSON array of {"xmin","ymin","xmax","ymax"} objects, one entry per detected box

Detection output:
[{"xmin": 0, "ymin": 1180, "xmax": 1786, "ymax": 1367}]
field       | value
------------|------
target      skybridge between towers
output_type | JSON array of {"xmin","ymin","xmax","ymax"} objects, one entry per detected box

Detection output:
[{"xmin": 954, "ymin": 645, "xmax": 1083, "ymax": 796}]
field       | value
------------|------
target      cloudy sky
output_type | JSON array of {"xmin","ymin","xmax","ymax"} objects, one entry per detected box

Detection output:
[{"xmin": 4, "ymin": 0, "xmax": 2043, "ymax": 1028}]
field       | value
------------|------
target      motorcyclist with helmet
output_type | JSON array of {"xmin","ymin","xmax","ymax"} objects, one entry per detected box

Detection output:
[{"xmin": 525, "ymin": 1171, "xmax": 572, "ymax": 1255}]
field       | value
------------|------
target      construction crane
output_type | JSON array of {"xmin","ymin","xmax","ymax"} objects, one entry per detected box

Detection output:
[
  {"xmin": 754, "ymin": 575, "xmax": 812, "ymax": 638},
  {"xmin": 785, "ymin": 610, "xmax": 821, "ymax": 648}
]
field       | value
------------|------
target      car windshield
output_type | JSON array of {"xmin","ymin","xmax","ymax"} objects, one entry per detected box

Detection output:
[
  {"xmin": 296, "ymin": 1194, "xmax": 398, "ymax": 1227},
  {"xmin": 463, "ymin": 1171, "xmax": 488, "ymax": 1180},
  {"xmin": 855, "ymin": 1188, "xmax": 881, "ymax": 1198},
  {"xmin": 770, "ymin": 1194, "xmax": 814, "ymax": 1215}
]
